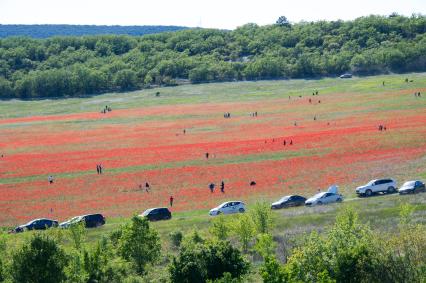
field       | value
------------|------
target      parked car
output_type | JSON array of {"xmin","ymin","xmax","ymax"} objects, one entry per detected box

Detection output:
[
  {"xmin": 140, "ymin": 207, "xmax": 172, "ymax": 221},
  {"xmin": 271, "ymin": 195, "xmax": 307, "ymax": 209},
  {"xmin": 60, "ymin": 213, "xmax": 105, "ymax": 228},
  {"xmin": 13, "ymin": 218, "xmax": 58, "ymax": 233},
  {"xmin": 209, "ymin": 201, "xmax": 246, "ymax": 216},
  {"xmin": 305, "ymin": 192, "xmax": 343, "ymax": 206},
  {"xmin": 339, "ymin": 73, "xmax": 352, "ymax": 78},
  {"xmin": 398, "ymin": 180, "xmax": 426, "ymax": 194},
  {"xmin": 356, "ymin": 179, "xmax": 397, "ymax": 197}
]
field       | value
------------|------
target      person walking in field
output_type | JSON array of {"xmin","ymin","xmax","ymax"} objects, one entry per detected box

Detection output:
[
  {"xmin": 48, "ymin": 175, "xmax": 54, "ymax": 184},
  {"xmin": 145, "ymin": 182, "xmax": 150, "ymax": 192},
  {"xmin": 220, "ymin": 181, "xmax": 225, "ymax": 193},
  {"xmin": 290, "ymin": 140, "xmax": 293, "ymax": 145},
  {"xmin": 99, "ymin": 164, "xmax": 103, "ymax": 174},
  {"xmin": 96, "ymin": 164, "xmax": 100, "ymax": 174},
  {"xmin": 169, "ymin": 196, "xmax": 174, "ymax": 207},
  {"xmin": 209, "ymin": 183, "xmax": 215, "ymax": 193},
  {"xmin": 206, "ymin": 152, "xmax": 209, "ymax": 159},
  {"xmin": 283, "ymin": 140, "xmax": 286, "ymax": 146}
]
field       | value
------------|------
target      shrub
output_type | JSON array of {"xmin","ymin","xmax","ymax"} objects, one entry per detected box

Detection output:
[
  {"xmin": 10, "ymin": 234, "xmax": 68, "ymax": 283},
  {"xmin": 118, "ymin": 216, "xmax": 161, "ymax": 274},
  {"xmin": 250, "ymin": 202, "xmax": 274, "ymax": 235},
  {"xmin": 169, "ymin": 230, "xmax": 183, "ymax": 248},
  {"xmin": 209, "ymin": 215, "xmax": 230, "ymax": 240},
  {"xmin": 231, "ymin": 214, "xmax": 255, "ymax": 252},
  {"xmin": 169, "ymin": 241, "xmax": 250, "ymax": 283}
]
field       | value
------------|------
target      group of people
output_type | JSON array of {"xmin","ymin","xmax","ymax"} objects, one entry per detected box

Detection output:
[
  {"xmin": 209, "ymin": 181, "xmax": 225, "ymax": 193},
  {"xmin": 414, "ymin": 92, "xmax": 421, "ymax": 97},
  {"xmin": 378, "ymin": 125, "xmax": 387, "ymax": 131},
  {"xmin": 283, "ymin": 139, "xmax": 293, "ymax": 146},
  {"xmin": 312, "ymin": 90, "xmax": 319, "ymax": 96},
  {"xmin": 224, "ymin": 112, "xmax": 231, "ymax": 118},
  {"xmin": 250, "ymin": 112, "xmax": 258, "ymax": 117},
  {"xmin": 96, "ymin": 164, "xmax": 104, "ymax": 174},
  {"xmin": 101, "ymin": 105, "xmax": 112, "ymax": 114}
]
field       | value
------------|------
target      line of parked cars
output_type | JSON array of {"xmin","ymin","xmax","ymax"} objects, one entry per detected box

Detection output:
[{"xmin": 11, "ymin": 213, "xmax": 106, "ymax": 233}]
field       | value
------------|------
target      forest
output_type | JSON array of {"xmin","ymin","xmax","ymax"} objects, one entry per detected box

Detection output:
[
  {"xmin": 0, "ymin": 14, "xmax": 425, "ymax": 99},
  {"xmin": 0, "ymin": 25, "xmax": 188, "ymax": 38}
]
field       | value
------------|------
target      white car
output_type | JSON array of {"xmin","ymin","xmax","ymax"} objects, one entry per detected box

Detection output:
[
  {"xmin": 209, "ymin": 201, "xmax": 246, "ymax": 216},
  {"xmin": 356, "ymin": 179, "xmax": 397, "ymax": 197},
  {"xmin": 305, "ymin": 192, "xmax": 343, "ymax": 206}
]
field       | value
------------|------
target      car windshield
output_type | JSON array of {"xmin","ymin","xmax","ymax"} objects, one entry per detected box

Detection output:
[
  {"xmin": 279, "ymin": 196, "xmax": 290, "ymax": 202},
  {"xmin": 25, "ymin": 219, "xmax": 37, "ymax": 225},
  {"xmin": 68, "ymin": 216, "xmax": 81, "ymax": 223},
  {"xmin": 313, "ymin": 192, "xmax": 326, "ymax": 198},
  {"xmin": 402, "ymin": 181, "xmax": 415, "ymax": 187},
  {"xmin": 142, "ymin": 209, "xmax": 153, "ymax": 216},
  {"xmin": 219, "ymin": 202, "xmax": 230, "ymax": 208},
  {"xmin": 366, "ymin": 180, "xmax": 376, "ymax": 186}
]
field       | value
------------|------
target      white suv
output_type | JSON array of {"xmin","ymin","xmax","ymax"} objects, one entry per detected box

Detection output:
[
  {"xmin": 356, "ymin": 179, "xmax": 397, "ymax": 197},
  {"xmin": 209, "ymin": 201, "xmax": 246, "ymax": 216}
]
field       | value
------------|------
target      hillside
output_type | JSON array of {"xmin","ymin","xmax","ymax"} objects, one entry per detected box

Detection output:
[
  {"xmin": 0, "ymin": 15, "xmax": 425, "ymax": 100},
  {"xmin": 1, "ymin": 74, "xmax": 426, "ymax": 282},
  {"xmin": 0, "ymin": 24, "xmax": 188, "ymax": 38}
]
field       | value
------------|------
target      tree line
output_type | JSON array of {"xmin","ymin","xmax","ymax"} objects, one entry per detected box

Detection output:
[
  {"xmin": 0, "ymin": 25, "xmax": 188, "ymax": 39},
  {"xmin": 0, "ymin": 14, "xmax": 425, "ymax": 100}
]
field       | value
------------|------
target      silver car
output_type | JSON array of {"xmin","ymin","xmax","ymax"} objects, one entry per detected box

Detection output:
[{"xmin": 305, "ymin": 192, "xmax": 343, "ymax": 206}]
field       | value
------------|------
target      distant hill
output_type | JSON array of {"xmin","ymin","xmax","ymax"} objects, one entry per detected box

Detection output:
[{"xmin": 0, "ymin": 24, "xmax": 189, "ymax": 38}]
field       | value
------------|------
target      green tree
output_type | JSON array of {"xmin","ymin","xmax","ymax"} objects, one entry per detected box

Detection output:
[
  {"xmin": 209, "ymin": 215, "xmax": 230, "ymax": 240},
  {"xmin": 232, "ymin": 214, "xmax": 255, "ymax": 252},
  {"xmin": 250, "ymin": 202, "xmax": 275, "ymax": 234},
  {"xmin": 118, "ymin": 216, "xmax": 161, "ymax": 274},
  {"xmin": 10, "ymin": 234, "xmax": 68, "ymax": 283},
  {"xmin": 169, "ymin": 240, "xmax": 250, "ymax": 283}
]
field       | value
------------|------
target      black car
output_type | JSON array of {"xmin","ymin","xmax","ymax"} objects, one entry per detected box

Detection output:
[
  {"xmin": 60, "ymin": 213, "xmax": 105, "ymax": 228},
  {"xmin": 271, "ymin": 195, "xmax": 307, "ymax": 209},
  {"xmin": 140, "ymin": 207, "xmax": 172, "ymax": 221},
  {"xmin": 339, "ymin": 73, "xmax": 352, "ymax": 78},
  {"xmin": 14, "ymin": 218, "xmax": 58, "ymax": 233},
  {"xmin": 398, "ymin": 180, "xmax": 426, "ymax": 194}
]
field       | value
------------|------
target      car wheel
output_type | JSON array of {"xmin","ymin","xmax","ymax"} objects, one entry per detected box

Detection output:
[
  {"xmin": 239, "ymin": 208, "xmax": 245, "ymax": 213},
  {"xmin": 317, "ymin": 201, "xmax": 323, "ymax": 205},
  {"xmin": 336, "ymin": 198, "xmax": 342, "ymax": 202},
  {"xmin": 365, "ymin": 189, "xmax": 373, "ymax": 197},
  {"xmin": 387, "ymin": 186, "xmax": 396, "ymax": 194},
  {"xmin": 216, "ymin": 211, "xmax": 221, "ymax": 215}
]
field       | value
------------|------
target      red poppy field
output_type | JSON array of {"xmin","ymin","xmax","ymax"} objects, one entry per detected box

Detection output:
[{"xmin": 1, "ymin": 75, "xmax": 426, "ymax": 226}]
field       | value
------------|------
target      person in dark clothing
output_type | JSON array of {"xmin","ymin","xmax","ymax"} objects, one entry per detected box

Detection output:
[
  {"xmin": 283, "ymin": 140, "xmax": 286, "ymax": 146},
  {"xmin": 145, "ymin": 182, "xmax": 150, "ymax": 192},
  {"xmin": 220, "ymin": 181, "xmax": 225, "ymax": 193},
  {"xmin": 170, "ymin": 196, "xmax": 174, "ymax": 207},
  {"xmin": 206, "ymin": 152, "xmax": 209, "ymax": 159},
  {"xmin": 316, "ymin": 90, "xmax": 319, "ymax": 95},
  {"xmin": 183, "ymin": 129, "xmax": 186, "ymax": 134},
  {"xmin": 290, "ymin": 140, "xmax": 293, "ymax": 145},
  {"xmin": 99, "ymin": 164, "xmax": 103, "ymax": 174},
  {"xmin": 209, "ymin": 183, "xmax": 215, "ymax": 193},
  {"xmin": 96, "ymin": 164, "xmax": 100, "ymax": 174},
  {"xmin": 250, "ymin": 181, "xmax": 256, "ymax": 186}
]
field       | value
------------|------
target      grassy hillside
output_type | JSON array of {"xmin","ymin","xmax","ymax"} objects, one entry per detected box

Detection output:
[{"xmin": 1, "ymin": 74, "xmax": 426, "ymax": 282}]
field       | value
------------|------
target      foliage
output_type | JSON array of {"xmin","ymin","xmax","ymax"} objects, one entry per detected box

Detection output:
[
  {"xmin": 117, "ymin": 216, "xmax": 161, "ymax": 275},
  {"xmin": 1, "ymin": 15, "xmax": 425, "ymax": 99},
  {"xmin": 169, "ymin": 230, "xmax": 183, "ymax": 248},
  {"xmin": 260, "ymin": 256, "xmax": 287, "ymax": 283},
  {"xmin": 254, "ymin": 233, "xmax": 276, "ymax": 259},
  {"xmin": 209, "ymin": 215, "xmax": 231, "ymax": 240},
  {"xmin": 10, "ymin": 233, "xmax": 68, "ymax": 283},
  {"xmin": 231, "ymin": 214, "xmax": 255, "ymax": 252},
  {"xmin": 250, "ymin": 201, "xmax": 275, "ymax": 234},
  {"xmin": 169, "ymin": 240, "xmax": 250, "ymax": 283},
  {"xmin": 68, "ymin": 221, "xmax": 86, "ymax": 251}
]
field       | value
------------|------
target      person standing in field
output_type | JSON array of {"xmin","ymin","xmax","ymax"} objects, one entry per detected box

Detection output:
[
  {"xmin": 209, "ymin": 183, "xmax": 215, "ymax": 193},
  {"xmin": 206, "ymin": 152, "xmax": 209, "ymax": 159},
  {"xmin": 48, "ymin": 175, "xmax": 54, "ymax": 184},
  {"xmin": 96, "ymin": 164, "xmax": 100, "ymax": 174},
  {"xmin": 220, "ymin": 181, "xmax": 225, "ymax": 193},
  {"xmin": 145, "ymin": 182, "xmax": 150, "ymax": 192},
  {"xmin": 170, "ymin": 196, "xmax": 174, "ymax": 207}
]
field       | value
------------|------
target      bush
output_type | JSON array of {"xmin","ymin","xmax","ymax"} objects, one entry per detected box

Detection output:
[
  {"xmin": 250, "ymin": 202, "xmax": 275, "ymax": 235},
  {"xmin": 10, "ymin": 234, "xmax": 68, "ymax": 283},
  {"xmin": 169, "ymin": 241, "xmax": 250, "ymax": 283},
  {"xmin": 209, "ymin": 215, "xmax": 230, "ymax": 240},
  {"xmin": 118, "ymin": 216, "xmax": 161, "ymax": 274},
  {"xmin": 231, "ymin": 214, "xmax": 255, "ymax": 252},
  {"xmin": 169, "ymin": 230, "xmax": 183, "ymax": 248}
]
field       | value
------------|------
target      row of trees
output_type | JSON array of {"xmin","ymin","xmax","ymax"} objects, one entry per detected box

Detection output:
[
  {"xmin": 0, "ymin": 14, "xmax": 425, "ymax": 99},
  {"xmin": 1, "ymin": 203, "xmax": 426, "ymax": 282}
]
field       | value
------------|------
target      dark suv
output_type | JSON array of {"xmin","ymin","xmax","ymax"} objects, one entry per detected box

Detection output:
[
  {"xmin": 13, "ymin": 218, "xmax": 58, "ymax": 233},
  {"xmin": 140, "ymin": 207, "xmax": 172, "ymax": 221},
  {"xmin": 60, "ymin": 213, "xmax": 105, "ymax": 228}
]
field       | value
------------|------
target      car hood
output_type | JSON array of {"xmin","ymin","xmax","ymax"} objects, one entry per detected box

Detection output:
[
  {"xmin": 272, "ymin": 201, "xmax": 283, "ymax": 206},
  {"xmin": 305, "ymin": 197, "xmax": 318, "ymax": 203},
  {"xmin": 399, "ymin": 186, "xmax": 413, "ymax": 191},
  {"xmin": 209, "ymin": 207, "xmax": 219, "ymax": 212},
  {"xmin": 356, "ymin": 185, "xmax": 367, "ymax": 190}
]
